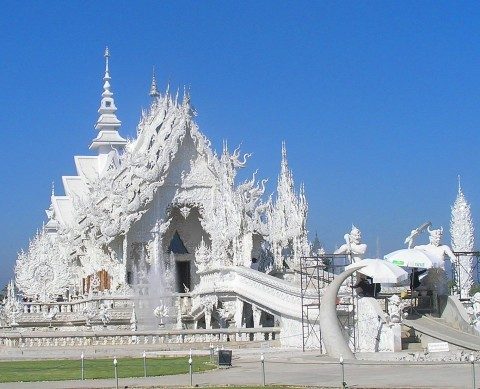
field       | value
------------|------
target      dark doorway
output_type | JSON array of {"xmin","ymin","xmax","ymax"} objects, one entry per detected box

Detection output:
[{"xmin": 176, "ymin": 261, "xmax": 191, "ymax": 292}]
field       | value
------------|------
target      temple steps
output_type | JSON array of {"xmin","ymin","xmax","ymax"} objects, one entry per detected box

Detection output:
[
  {"xmin": 403, "ymin": 313, "xmax": 480, "ymax": 351},
  {"xmin": 401, "ymin": 325, "xmax": 422, "ymax": 350}
]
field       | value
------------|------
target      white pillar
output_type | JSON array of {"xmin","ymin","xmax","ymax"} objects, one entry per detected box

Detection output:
[
  {"xmin": 234, "ymin": 299, "xmax": 244, "ymax": 328},
  {"xmin": 252, "ymin": 304, "xmax": 262, "ymax": 327},
  {"xmin": 205, "ymin": 308, "xmax": 212, "ymax": 329},
  {"xmin": 252, "ymin": 304, "xmax": 264, "ymax": 340}
]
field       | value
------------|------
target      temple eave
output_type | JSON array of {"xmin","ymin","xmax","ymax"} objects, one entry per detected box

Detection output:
[{"xmin": 89, "ymin": 130, "xmax": 127, "ymax": 150}]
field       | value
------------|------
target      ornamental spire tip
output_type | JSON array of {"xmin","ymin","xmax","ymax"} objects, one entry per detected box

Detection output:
[
  {"xmin": 104, "ymin": 46, "xmax": 110, "ymax": 74},
  {"xmin": 93, "ymin": 46, "xmax": 122, "ymax": 134},
  {"xmin": 149, "ymin": 65, "xmax": 160, "ymax": 99}
]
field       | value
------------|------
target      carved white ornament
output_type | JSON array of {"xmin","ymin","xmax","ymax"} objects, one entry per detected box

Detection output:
[
  {"xmin": 153, "ymin": 304, "xmax": 169, "ymax": 325},
  {"xmin": 450, "ymin": 180, "xmax": 475, "ymax": 298},
  {"xmin": 15, "ymin": 230, "xmax": 73, "ymax": 300}
]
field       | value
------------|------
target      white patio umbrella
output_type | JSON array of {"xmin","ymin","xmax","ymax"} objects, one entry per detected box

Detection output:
[
  {"xmin": 384, "ymin": 248, "xmax": 443, "ymax": 269},
  {"xmin": 346, "ymin": 258, "xmax": 408, "ymax": 284},
  {"xmin": 384, "ymin": 248, "xmax": 444, "ymax": 310}
]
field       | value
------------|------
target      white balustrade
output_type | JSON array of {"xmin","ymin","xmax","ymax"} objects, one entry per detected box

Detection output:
[{"xmin": 0, "ymin": 327, "xmax": 279, "ymax": 349}]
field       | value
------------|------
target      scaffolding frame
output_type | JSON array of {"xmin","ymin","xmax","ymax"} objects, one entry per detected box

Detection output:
[
  {"xmin": 300, "ymin": 253, "xmax": 356, "ymax": 352},
  {"xmin": 451, "ymin": 251, "xmax": 480, "ymax": 300}
]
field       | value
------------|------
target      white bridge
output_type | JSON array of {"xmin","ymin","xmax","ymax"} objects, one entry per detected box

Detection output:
[{"xmin": 190, "ymin": 266, "xmax": 351, "ymax": 348}]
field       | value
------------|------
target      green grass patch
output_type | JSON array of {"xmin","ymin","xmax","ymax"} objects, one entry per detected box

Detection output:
[{"xmin": 0, "ymin": 355, "xmax": 215, "ymax": 383}]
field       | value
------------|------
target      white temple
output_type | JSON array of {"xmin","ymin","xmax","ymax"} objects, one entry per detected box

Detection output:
[
  {"xmin": 5, "ymin": 49, "xmax": 479, "ymax": 357},
  {"xmin": 9, "ymin": 48, "xmax": 313, "ymax": 345}
]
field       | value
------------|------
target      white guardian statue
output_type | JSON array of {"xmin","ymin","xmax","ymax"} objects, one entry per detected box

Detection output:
[
  {"xmin": 415, "ymin": 226, "xmax": 456, "ymax": 269},
  {"xmin": 334, "ymin": 225, "xmax": 367, "ymax": 264},
  {"xmin": 415, "ymin": 226, "xmax": 456, "ymax": 295}
]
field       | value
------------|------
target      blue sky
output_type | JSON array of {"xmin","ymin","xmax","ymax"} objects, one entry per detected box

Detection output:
[{"xmin": 1, "ymin": 2, "xmax": 479, "ymax": 287}]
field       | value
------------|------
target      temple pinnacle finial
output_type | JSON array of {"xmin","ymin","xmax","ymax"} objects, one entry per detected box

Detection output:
[
  {"xmin": 149, "ymin": 66, "xmax": 160, "ymax": 99},
  {"xmin": 90, "ymin": 47, "xmax": 126, "ymax": 155},
  {"xmin": 51, "ymin": 181, "xmax": 55, "ymax": 197},
  {"xmin": 281, "ymin": 141, "xmax": 287, "ymax": 160},
  {"xmin": 104, "ymin": 46, "xmax": 110, "ymax": 74},
  {"xmin": 93, "ymin": 47, "xmax": 121, "ymax": 133},
  {"xmin": 458, "ymin": 174, "xmax": 462, "ymax": 195}
]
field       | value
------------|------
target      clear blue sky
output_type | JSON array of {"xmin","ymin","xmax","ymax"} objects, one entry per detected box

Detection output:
[{"xmin": 1, "ymin": 2, "xmax": 479, "ymax": 287}]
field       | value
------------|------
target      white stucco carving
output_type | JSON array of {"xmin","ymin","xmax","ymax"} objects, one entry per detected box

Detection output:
[
  {"xmin": 415, "ymin": 226, "xmax": 455, "ymax": 295},
  {"xmin": 356, "ymin": 297, "xmax": 402, "ymax": 353},
  {"xmin": 264, "ymin": 143, "xmax": 309, "ymax": 270},
  {"xmin": 98, "ymin": 303, "xmax": 111, "ymax": 326},
  {"xmin": 82, "ymin": 306, "xmax": 97, "ymax": 326},
  {"xmin": 334, "ymin": 225, "xmax": 367, "ymax": 263},
  {"xmin": 386, "ymin": 295, "xmax": 408, "ymax": 324},
  {"xmin": 450, "ymin": 179, "xmax": 475, "ymax": 298},
  {"xmin": 15, "ymin": 228, "xmax": 73, "ymax": 301},
  {"xmin": 153, "ymin": 304, "xmax": 169, "ymax": 326},
  {"xmin": 3, "ymin": 281, "xmax": 22, "ymax": 326},
  {"xmin": 467, "ymin": 292, "xmax": 480, "ymax": 332},
  {"xmin": 217, "ymin": 301, "xmax": 236, "ymax": 328}
]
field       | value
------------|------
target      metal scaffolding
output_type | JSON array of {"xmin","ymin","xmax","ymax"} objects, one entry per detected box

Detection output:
[
  {"xmin": 451, "ymin": 251, "xmax": 480, "ymax": 300},
  {"xmin": 300, "ymin": 253, "xmax": 356, "ymax": 352}
]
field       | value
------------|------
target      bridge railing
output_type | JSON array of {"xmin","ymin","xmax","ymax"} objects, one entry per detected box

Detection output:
[{"xmin": 0, "ymin": 327, "xmax": 281, "ymax": 348}]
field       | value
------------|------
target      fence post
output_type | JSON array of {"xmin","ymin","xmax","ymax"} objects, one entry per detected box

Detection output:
[
  {"xmin": 340, "ymin": 355, "xmax": 346, "ymax": 389},
  {"xmin": 143, "ymin": 350, "xmax": 147, "ymax": 378},
  {"xmin": 261, "ymin": 352, "xmax": 266, "ymax": 386},
  {"xmin": 80, "ymin": 352, "xmax": 84, "ymax": 380},
  {"xmin": 189, "ymin": 349, "xmax": 193, "ymax": 387},
  {"xmin": 113, "ymin": 357, "xmax": 118, "ymax": 389},
  {"xmin": 470, "ymin": 354, "xmax": 476, "ymax": 389}
]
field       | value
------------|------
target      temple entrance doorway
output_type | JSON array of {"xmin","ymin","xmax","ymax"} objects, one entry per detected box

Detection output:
[
  {"xmin": 168, "ymin": 230, "xmax": 191, "ymax": 292},
  {"xmin": 176, "ymin": 261, "xmax": 191, "ymax": 292},
  {"xmin": 164, "ymin": 206, "xmax": 210, "ymax": 292}
]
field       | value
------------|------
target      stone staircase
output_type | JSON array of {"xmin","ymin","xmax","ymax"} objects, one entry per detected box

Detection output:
[
  {"xmin": 401, "ymin": 325, "xmax": 423, "ymax": 350},
  {"xmin": 403, "ymin": 312, "xmax": 480, "ymax": 351}
]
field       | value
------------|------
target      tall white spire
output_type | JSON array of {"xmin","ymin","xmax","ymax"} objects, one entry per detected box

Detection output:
[
  {"xmin": 265, "ymin": 142, "xmax": 309, "ymax": 269},
  {"xmin": 45, "ymin": 184, "xmax": 59, "ymax": 234},
  {"xmin": 278, "ymin": 141, "xmax": 295, "ymax": 198},
  {"xmin": 451, "ymin": 175, "xmax": 475, "ymax": 298},
  {"xmin": 90, "ymin": 47, "xmax": 127, "ymax": 153},
  {"xmin": 94, "ymin": 47, "xmax": 121, "ymax": 132},
  {"xmin": 90, "ymin": 47, "xmax": 127, "ymax": 175}
]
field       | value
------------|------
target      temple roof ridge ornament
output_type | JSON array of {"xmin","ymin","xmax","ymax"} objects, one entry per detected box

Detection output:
[
  {"xmin": 90, "ymin": 47, "xmax": 127, "ymax": 150},
  {"xmin": 149, "ymin": 66, "xmax": 160, "ymax": 100},
  {"xmin": 45, "ymin": 184, "xmax": 59, "ymax": 234},
  {"xmin": 278, "ymin": 141, "xmax": 296, "ymax": 198}
]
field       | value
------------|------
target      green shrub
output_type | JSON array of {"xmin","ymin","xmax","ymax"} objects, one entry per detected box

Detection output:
[{"xmin": 470, "ymin": 283, "xmax": 480, "ymax": 296}]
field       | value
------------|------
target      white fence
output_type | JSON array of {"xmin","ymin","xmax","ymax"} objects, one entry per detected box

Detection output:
[{"xmin": 0, "ymin": 327, "xmax": 281, "ymax": 348}]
